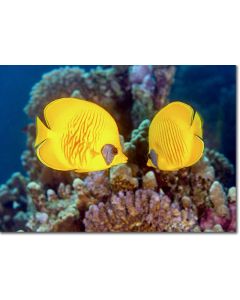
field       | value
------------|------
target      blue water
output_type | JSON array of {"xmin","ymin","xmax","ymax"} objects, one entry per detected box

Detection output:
[
  {"xmin": 169, "ymin": 65, "xmax": 236, "ymax": 165},
  {"xmin": 0, "ymin": 65, "xmax": 236, "ymax": 184},
  {"xmin": 0, "ymin": 66, "xmax": 96, "ymax": 183}
]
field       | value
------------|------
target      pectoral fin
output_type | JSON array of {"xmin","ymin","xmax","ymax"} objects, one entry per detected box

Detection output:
[{"xmin": 191, "ymin": 111, "xmax": 203, "ymax": 138}]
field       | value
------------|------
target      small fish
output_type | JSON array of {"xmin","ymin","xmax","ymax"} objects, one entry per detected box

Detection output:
[
  {"xmin": 35, "ymin": 98, "xmax": 128, "ymax": 172},
  {"xmin": 147, "ymin": 101, "xmax": 204, "ymax": 171}
]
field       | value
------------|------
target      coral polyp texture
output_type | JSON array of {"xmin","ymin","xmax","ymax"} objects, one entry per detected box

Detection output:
[
  {"xmin": 0, "ymin": 65, "xmax": 236, "ymax": 232},
  {"xmin": 84, "ymin": 189, "xmax": 198, "ymax": 232}
]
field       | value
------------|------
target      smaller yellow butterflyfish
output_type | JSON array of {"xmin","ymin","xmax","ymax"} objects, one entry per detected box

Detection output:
[
  {"xmin": 147, "ymin": 101, "xmax": 204, "ymax": 171},
  {"xmin": 35, "ymin": 98, "xmax": 128, "ymax": 172}
]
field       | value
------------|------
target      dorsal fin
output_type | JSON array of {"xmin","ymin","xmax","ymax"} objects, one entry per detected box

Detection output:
[
  {"xmin": 35, "ymin": 117, "xmax": 50, "ymax": 147},
  {"xmin": 43, "ymin": 98, "xmax": 100, "ymax": 129},
  {"xmin": 191, "ymin": 110, "xmax": 203, "ymax": 138},
  {"xmin": 158, "ymin": 101, "xmax": 194, "ymax": 126}
]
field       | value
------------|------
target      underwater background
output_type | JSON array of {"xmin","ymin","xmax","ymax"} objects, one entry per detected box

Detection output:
[
  {"xmin": 0, "ymin": 65, "xmax": 97, "ymax": 183},
  {"xmin": 0, "ymin": 65, "xmax": 236, "ymax": 183},
  {"xmin": 0, "ymin": 65, "xmax": 236, "ymax": 232}
]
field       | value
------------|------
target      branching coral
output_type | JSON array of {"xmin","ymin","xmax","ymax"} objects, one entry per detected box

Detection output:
[
  {"xmin": 25, "ymin": 171, "xmax": 112, "ymax": 232},
  {"xmin": 84, "ymin": 189, "xmax": 197, "ymax": 232},
  {"xmin": 204, "ymin": 148, "xmax": 234, "ymax": 186},
  {"xmin": 124, "ymin": 119, "xmax": 150, "ymax": 165}
]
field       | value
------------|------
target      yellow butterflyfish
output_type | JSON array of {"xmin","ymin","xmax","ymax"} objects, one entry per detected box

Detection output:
[
  {"xmin": 147, "ymin": 101, "xmax": 204, "ymax": 171},
  {"xmin": 35, "ymin": 98, "xmax": 128, "ymax": 172}
]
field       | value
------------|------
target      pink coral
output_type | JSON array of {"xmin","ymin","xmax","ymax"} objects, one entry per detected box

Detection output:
[
  {"xmin": 84, "ymin": 189, "xmax": 198, "ymax": 232},
  {"xmin": 199, "ymin": 184, "xmax": 236, "ymax": 232}
]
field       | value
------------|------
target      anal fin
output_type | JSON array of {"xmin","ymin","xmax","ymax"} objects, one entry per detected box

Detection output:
[
  {"xmin": 185, "ymin": 136, "xmax": 204, "ymax": 167},
  {"xmin": 191, "ymin": 111, "xmax": 203, "ymax": 138}
]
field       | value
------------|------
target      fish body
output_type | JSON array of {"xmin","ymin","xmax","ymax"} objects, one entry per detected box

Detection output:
[
  {"xmin": 147, "ymin": 101, "xmax": 204, "ymax": 171},
  {"xmin": 35, "ymin": 98, "xmax": 127, "ymax": 172}
]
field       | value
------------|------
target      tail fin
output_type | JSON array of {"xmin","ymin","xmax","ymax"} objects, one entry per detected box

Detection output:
[
  {"xmin": 35, "ymin": 117, "xmax": 50, "ymax": 147},
  {"xmin": 192, "ymin": 111, "xmax": 203, "ymax": 138}
]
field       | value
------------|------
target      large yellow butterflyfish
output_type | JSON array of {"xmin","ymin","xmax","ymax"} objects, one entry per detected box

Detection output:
[
  {"xmin": 35, "ymin": 98, "xmax": 128, "ymax": 172},
  {"xmin": 147, "ymin": 101, "xmax": 204, "ymax": 171}
]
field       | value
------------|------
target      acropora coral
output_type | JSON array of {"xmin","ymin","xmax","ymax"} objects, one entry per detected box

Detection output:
[{"xmin": 0, "ymin": 65, "xmax": 236, "ymax": 233}]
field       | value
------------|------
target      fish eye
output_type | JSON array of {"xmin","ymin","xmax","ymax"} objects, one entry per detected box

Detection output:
[{"xmin": 112, "ymin": 146, "xmax": 118, "ymax": 154}]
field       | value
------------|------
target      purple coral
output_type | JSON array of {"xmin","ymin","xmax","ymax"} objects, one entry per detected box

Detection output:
[
  {"xmin": 129, "ymin": 65, "xmax": 153, "ymax": 84},
  {"xmin": 153, "ymin": 65, "xmax": 175, "ymax": 109},
  {"xmin": 199, "ymin": 183, "xmax": 236, "ymax": 232},
  {"xmin": 84, "ymin": 171, "xmax": 111, "ymax": 199},
  {"xmin": 83, "ymin": 189, "xmax": 197, "ymax": 232},
  {"xmin": 199, "ymin": 205, "xmax": 236, "ymax": 232},
  {"xmin": 129, "ymin": 65, "xmax": 175, "ymax": 127}
]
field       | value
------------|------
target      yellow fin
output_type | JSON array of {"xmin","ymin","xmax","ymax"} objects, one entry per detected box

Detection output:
[
  {"xmin": 185, "ymin": 136, "xmax": 204, "ymax": 167},
  {"xmin": 147, "ymin": 158, "xmax": 154, "ymax": 167},
  {"xmin": 35, "ymin": 117, "xmax": 50, "ymax": 147},
  {"xmin": 159, "ymin": 101, "xmax": 194, "ymax": 125},
  {"xmin": 36, "ymin": 139, "xmax": 72, "ymax": 171},
  {"xmin": 191, "ymin": 111, "xmax": 203, "ymax": 138}
]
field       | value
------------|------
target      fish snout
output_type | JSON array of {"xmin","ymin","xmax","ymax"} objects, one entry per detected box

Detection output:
[
  {"xmin": 121, "ymin": 153, "xmax": 128, "ymax": 163},
  {"xmin": 116, "ymin": 152, "xmax": 128, "ymax": 164}
]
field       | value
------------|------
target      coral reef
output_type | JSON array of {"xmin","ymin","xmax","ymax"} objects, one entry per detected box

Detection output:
[
  {"xmin": 110, "ymin": 164, "xmax": 138, "ymax": 192},
  {"xmin": 84, "ymin": 189, "xmax": 198, "ymax": 232},
  {"xmin": 22, "ymin": 66, "xmax": 174, "ymax": 186},
  {"xmin": 204, "ymin": 148, "xmax": 234, "ymax": 186},
  {"xmin": 0, "ymin": 172, "xmax": 28, "ymax": 231},
  {"xmin": 25, "ymin": 173, "xmax": 110, "ymax": 232},
  {"xmin": 124, "ymin": 119, "xmax": 150, "ymax": 166},
  {"xmin": 0, "ymin": 65, "xmax": 236, "ymax": 233},
  {"xmin": 199, "ymin": 184, "xmax": 236, "ymax": 232},
  {"xmin": 129, "ymin": 65, "xmax": 175, "ymax": 127},
  {"xmin": 2, "ymin": 149, "xmax": 236, "ymax": 233}
]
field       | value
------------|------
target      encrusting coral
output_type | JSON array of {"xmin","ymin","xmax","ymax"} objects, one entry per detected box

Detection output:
[{"xmin": 0, "ymin": 65, "xmax": 236, "ymax": 233}]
